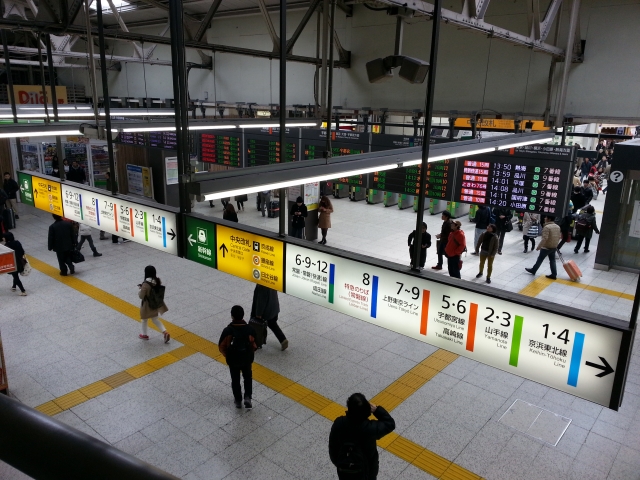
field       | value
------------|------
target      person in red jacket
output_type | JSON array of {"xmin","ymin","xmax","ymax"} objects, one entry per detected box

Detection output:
[{"xmin": 444, "ymin": 220, "xmax": 466, "ymax": 278}]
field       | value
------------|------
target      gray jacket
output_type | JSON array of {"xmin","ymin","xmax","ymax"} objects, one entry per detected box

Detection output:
[{"xmin": 250, "ymin": 284, "xmax": 280, "ymax": 320}]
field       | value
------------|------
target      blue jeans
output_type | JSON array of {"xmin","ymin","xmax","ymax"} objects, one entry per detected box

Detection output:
[{"xmin": 530, "ymin": 248, "xmax": 557, "ymax": 277}]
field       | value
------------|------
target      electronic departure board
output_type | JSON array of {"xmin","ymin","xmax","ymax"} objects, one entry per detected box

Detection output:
[
  {"xmin": 372, "ymin": 160, "xmax": 455, "ymax": 198},
  {"xmin": 118, "ymin": 132, "xmax": 147, "ymax": 146},
  {"xmin": 302, "ymin": 130, "xmax": 369, "ymax": 160},
  {"xmin": 245, "ymin": 128, "xmax": 298, "ymax": 166},
  {"xmin": 200, "ymin": 130, "xmax": 242, "ymax": 167},
  {"xmin": 370, "ymin": 134, "xmax": 422, "ymax": 152},
  {"xmin": 148, "ymin": 131, "xmax": 178, "ymax": 150},
  {"xmin": 453, "ymin": 145, "xmax": 573, "ymax": 216}
]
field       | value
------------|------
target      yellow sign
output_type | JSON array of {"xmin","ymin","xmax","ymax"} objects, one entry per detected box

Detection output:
[
  {"xmin": 12, "ymin": 85, "xmax": 68, "ymax": 105},
  {"xmin": 32, "ymin": 176, "xmax": 63, "ymax": 215},
  {"xmin": 454, "ymin": 118, "xmax": 549, "ymax": 131},
  {"xmin": 216, "ymin": 224, "xmax": 284, "ymax": 291}
]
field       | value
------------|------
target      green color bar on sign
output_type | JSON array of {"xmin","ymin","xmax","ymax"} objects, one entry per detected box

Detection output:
[
  {"xmin": 329, "ymin": 284, "xmax": 334, "ymax": 304},
  {"xmin": 143, "ymin": 212, "xmax": 149, "ymax": 241},
  {"xmin": 509, "ymin": 315, "xmax": 524, "ymax": 367}
]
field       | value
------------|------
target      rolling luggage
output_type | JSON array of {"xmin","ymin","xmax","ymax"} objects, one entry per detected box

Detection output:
[
  {"xmin": 268, "ymin": 200, "xmax": 280, "ymax": 218},
  {"xmin": 2, "ymin": 208, "xmax": 16, "ymax": 230},
  {"xmin": 558, "ymin": 252, "xmax": 581, "ymax": 282}
]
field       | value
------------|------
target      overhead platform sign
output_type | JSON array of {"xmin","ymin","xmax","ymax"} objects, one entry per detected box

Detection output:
[
  {"xmin": 18, "ymin": 172, "xmax": 179, "ymax": 256},
  {"xmin": 285, "ymin": 244, "xmax": 628, "ymax": 409}
]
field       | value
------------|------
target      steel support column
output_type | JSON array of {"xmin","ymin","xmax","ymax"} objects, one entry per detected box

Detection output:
[
  {"xmin": 36, "ymin": 36, "xmax": 51, "ymax": 124},
  {"xmin": 286, "ymin": 0, "xmax": 321, "ymax": 53},
  {"xmin": 96, "ymin": 0, "xmax": 117, "ymax": 194},
  {"xmin": 84, "ymin": 0, "xmax": 101, "ymax": 130},
  {"xmin": 168, "ymin": 0, "xmax": 192, "ymax": 219},
  {"xmin": 324, "ymin": 0, "xmax": 336, "ymax": 159},
  {"xmin": 279, "ymin": 0, "xmax": 287, "ymax": 236},
  {"xmin": 555, "ymin": 0, "xmax": 580, "ymax": 128},
  {"xmin": 412, "ymin": 0, "xmax": 442, "ymax": 272},
  {"xmin": 320, "ymin": 0, "xmax": 329, "ymax": 113},
  {"xmin": 1, "ymin": 29, "xmax": 23, "ymax": 170},
  {"xmin": 45, "ymin": 33, "xmax": 65, "ymax": 179}
]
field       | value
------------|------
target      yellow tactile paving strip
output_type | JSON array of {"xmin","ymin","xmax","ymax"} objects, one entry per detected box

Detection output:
[
  {"xmin": 518, "ymin": 269, "xmax": 634, "ymax": 301},
  {"xmin": 28, "ymin": 255, "xmax": 481, "ymax": 480}
]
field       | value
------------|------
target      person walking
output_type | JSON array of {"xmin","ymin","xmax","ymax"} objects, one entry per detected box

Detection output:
[
  {"xmin": 218, "ymin": 305, "xmax": 257, "ymax": 409},
  {"xmin": 48, "ymin": 214, "xmax": 76, "ymax": 276},
  {"xmin": 471, "ymin": 205, "xmax": 491, "ymax": 255},
  {"xmin": 556, "ymin": 202, "xmax": 574, "ymax": 252},
  {"xmin": 444, "ymin": 220, "xmax": 466, "ymax": 279},
  {"xmin": 571, "ymin": 186, "xmax": 585, "ymax": 213},
  {"xmin": 66, "ymin": 160, "xmax": 87, "ymax": 184},
  {"xmin": 3, "ymin": 172, "xmax": 20, "ymax": 219},
  {"xmin": 522, "ymin": 212, "xmax": 540, "ymax": 253},
  {"xmin": 290, "ymin": 196, "xmax": 308, "ymax": 239},
  {"xmin": 408, "ymin": 222, "xmax": 431, "ymax": 270},
  {"xmin": 77, "ymin": 223, "xmax": 102, "ymax": 257},
  {"xmin": 580, "ymin": 158, "xmax": 592, "ymax": 183},
  {"xmin": 235, "ymin": 194, "xmax": 247, "ymax": 212},
  {"xmin": 3, "ymin": 232, "xmax": 27, "ymax": 295},
  {"xmin": 525, "ymin": 216, "xmax": 562, "ymax": 280},
  {"xmin": 138, "ymin": 265, "xmax": 170, "ymax": 343},
  {"xmin": 329, "ymin": 393, "xmax": 395, "ymax": 480},
  {"xmin": 573, "ymin": 205, "xmax": 600, "ymax": 253},
  {"xmin": 258, "ymin": 190, "xmax": 271, "ymax": 217},
  {"xmin": 492, "ymin": 207, "xmax": 512, "ymax": 255},
  {"xmin": 223, "ymin": 204, "xmax": 239, "ymax": 222},
  {"xmin": 581, "ymin": 179, "xmax": 594, "ymax": 205},
  {"xmin": 475, "ymin": 224, "xmax": 498, "ymax": 284},
  {"xmin": 251, "ymin": 284, "xmax": 288, "ymax": 350},
  {"xmin": 431, "ymin": 210, "xmax": 452, "ymax": 270},
  {"xmin": 318, "ymin": 196, "xmax": 333, "ymax": 245}
]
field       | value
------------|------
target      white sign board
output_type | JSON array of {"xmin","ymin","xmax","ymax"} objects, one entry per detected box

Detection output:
[
  {"xmin": 61, "ymin": 184, "xmax": 178, "ymax": 255},
  {"xmin": 165, "ymin": 157, "xmax": 179, "ymax": 185},
  {"xmin": 285, "ymin": 244, "xmax": 623, "ymax": 407}
]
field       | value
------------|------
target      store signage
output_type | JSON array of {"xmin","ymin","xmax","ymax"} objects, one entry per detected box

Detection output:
[
  {"xmin": 60, "ymin": 183, "xmax": 178, "ymax": 255},
  {"xmin": 185, "ymin": 216, "xmax": 216, "ymax": 268},
  {"xmin": 12, "ymin": 85, "xmax": 68, "ymax": 105},
  {"xmin": 454, "ymin": 118, "xmax": 548, "ymax": 131},
  {"xmin": 285, "ymin": 243, "xmax": 624, "ymax": 407},
  {"xmin": 216, "ymin": 224, "xmax": 284, "ymax": 291},
  {"xmin": 32, "ymin": 176, "xmax": 63, "ymax": 215}
]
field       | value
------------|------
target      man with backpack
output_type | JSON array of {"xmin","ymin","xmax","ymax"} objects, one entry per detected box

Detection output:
[
  {"xmin": 573, "ymin": 205, "xmax": 600, "ymax": 253},
  {"xmin": 329, "ymin": 393, "xmax": 395, "ymax": 479},
  {"xmin": 218, "ymin": 305, "xmax": 258, "ymax": 409}
]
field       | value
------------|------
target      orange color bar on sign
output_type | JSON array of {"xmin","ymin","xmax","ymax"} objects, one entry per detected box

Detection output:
[
  {"xmin": 420, "ymin": 290, "xmax": 430, "ymax": 336},
  {"xmin": 129, "ymin": 208, "xmax": 134, "ymax": 236},
  {"xmin": 466, "ymin": 303, "xmax": 478, "ymax": 351},
  {"xmin": 114, "ymin": 204, "xmax": 118, "ymax": 231}
]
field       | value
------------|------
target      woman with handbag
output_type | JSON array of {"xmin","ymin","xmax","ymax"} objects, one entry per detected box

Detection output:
[
  {"xmin": 138, "ymin": 265, "xmax": 170, "ymax": 343},
  {"xmin": 3, "ymin": 232, "xmax": 27, "ymax": 296},
  {"xmin": 522, "ymin": 212, "xmax": 540, "ymax": 253},
  {"xmin": 318, "ymin": 196, "xmax": 334, "ymax": 245}
]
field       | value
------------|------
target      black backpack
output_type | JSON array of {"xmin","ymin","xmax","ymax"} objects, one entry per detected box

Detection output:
[
  {"xmin": 575, "ymin": 214, "xmax": 590, "ymax": 235},
  {"xmin": 227, "ymin": 325, "xmax": 254, "ymax": 365},
  {"xmin": 335, "ymin": 430, "xmax": 368, "ymax": 479},
  {"xmin": 144, "ymin": 281, "xmax": 166, "ymax": 310}
]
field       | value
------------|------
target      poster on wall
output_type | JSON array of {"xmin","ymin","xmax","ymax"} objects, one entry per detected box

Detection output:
[
  {"xmin": 165, "ymin": 157, "xmax": 179, "ymax": 185},
  {"xmin": 61, "ymin": 183, "xmax": 178, "ymax": 255},
  {"xmin": 284, "ymin": 244, "xmax": 624, "ymax": 407},
  {"xmin": 126, "ymin": 164, "xmax": 154, "ymax": 198}
]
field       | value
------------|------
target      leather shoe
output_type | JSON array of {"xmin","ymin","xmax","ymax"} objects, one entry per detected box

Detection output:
[
  {"xmin": 525, "ymin": 268, "xmax": 535, "ymax": 275},
  {"xmin": 546, "ymin": 275, "xmax": 557, "ymax": 280}
]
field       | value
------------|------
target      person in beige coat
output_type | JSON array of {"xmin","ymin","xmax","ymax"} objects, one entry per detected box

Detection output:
[
  {"xmin": 318, "ymin": 195, "xmax": 334, "ymax": 245},
  {"xmin": 525, "ymin": 217, "xmax": 562, "ymax": 280},
  {"xmin": 138, "ymin": 265, "xmax": 170, "ymax": 343}
]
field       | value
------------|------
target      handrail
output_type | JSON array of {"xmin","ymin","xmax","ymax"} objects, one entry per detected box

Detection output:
[{"xmin": 0, "ymin": 394, "xmax": 179, "ymax": 480}]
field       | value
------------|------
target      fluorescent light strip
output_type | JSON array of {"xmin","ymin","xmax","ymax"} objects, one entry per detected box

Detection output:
[
  {"xmin": 189, "ymin": 125, "xmax": 237, "ymax": 131},
  {"xmin": 99, "ymin": 111, "xmax": 175, "ymax": 117},
  {"xmin": 402, "ymin": 147, "xmax": 497, "ymax": 167},
  {"xmin": 203, "ymin": 164, "xmax": 399, "ymax": 200},
  {"xmin": 495, "ymin": 137, "xmax": 555, "ymax": 150},
  {"xmin": 0, "ymin": 129, "xmax": 81, "ymax": 139},
  {"xmin": 114, "ymin": 125, "xmax": 238, "ymax": 133},
  {"xmin": 238, "ymin": 122, "xmax": 319, "ymax": 128},
  {"xmin": 20, "ymin": 106, "xmax": 93, "ymax": 110}
]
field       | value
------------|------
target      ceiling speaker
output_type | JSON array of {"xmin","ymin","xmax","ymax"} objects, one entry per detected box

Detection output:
[
  {"xmin": 398, "ymin": 57, "xmax": 429, "ymax": 84},
  {"xmin": 366, "ymin": 58, "xmax": 393, "ymax": 83}
]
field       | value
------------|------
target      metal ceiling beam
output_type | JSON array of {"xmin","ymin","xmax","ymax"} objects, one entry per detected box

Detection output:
[
  {"xmin": 336, "ymin": 0, "xmax": 351, "ymax": 16},
  {"xmin": 193, "ymin": 0, "xmax": 223, "ymax": 42},
  {"xmin": 376, "ymin": 0, "xmax": 565, "ymax": 57},
  {"xmin": 5, "ymin": 45, "xmax": 176, "ymax": 65},
  {"xmin": 133, "ymin": 0, "xmax": 200, "ymax": 21},
  {"xmin": 257, "ymin": 0, "xmax": 281, "ymax": 52},
  {"xmin": 539, "ymin": 0, "xmax": 562, "ymax": 42},
  {"xmin": 0, "ymin": 17, "xmax": 349, "ymax": 67},
  {"xmin": 469, "ymin": 0, "xmax": 490, "ymax": 19},
  {"xmin": 286, "ymin": 0, "xmax": 321, "ymax": 53}
]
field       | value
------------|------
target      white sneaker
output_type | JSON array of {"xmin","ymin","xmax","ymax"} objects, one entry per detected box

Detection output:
[{"xmin": 19, "ymin": 292, "xmax": 27, "ymax": 296}]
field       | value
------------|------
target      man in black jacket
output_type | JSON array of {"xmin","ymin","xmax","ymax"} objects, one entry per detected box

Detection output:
[
  {"xmin": 472, "ymin": 205, "xmax": 491, "ymax": 254},
  {"xmin": 290, "ymin": 196, "xmax": 308, "ymax": 239},
  {"xmin": 251, "ymin": 284, "xmax": 288, "ymax": 350},
  {"xmin": 218, "ymin": 305, "xmax": 257, "ymax": 409},
  {"xmin": 3, "ymin": 172, "xmax": 20, "ymax": 219},
  {"xmin": 581, "ymin": 179, "xmax": 594, "ymax": 205},
  {"xmin": 66, "ymin": 160, "xmax": 87, "ymax": 184},
  {"xmin": 329, "ymin": 393, "xmax": 395, "ymax": 479},
  {"xmin": 48, "ymin": 214, "xmax": 75, "ymax": 275},
  {"xmin": 432, "ymin": 210, "xmax": 452, "ymax": 271},
  {"xmin": 492, "ymin": 207, "xmax": 512, "ymax": 255}
]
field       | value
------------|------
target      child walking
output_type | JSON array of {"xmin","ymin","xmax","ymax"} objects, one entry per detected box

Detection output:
[{"xmin": 138, "ymin": 265, "xmax": 170, "ymax": 343}]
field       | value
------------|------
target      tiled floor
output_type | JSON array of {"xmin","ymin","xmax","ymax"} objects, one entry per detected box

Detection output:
[{"xmin": 0, "ymin": 193, "xmax": 638, "ymax": 480}]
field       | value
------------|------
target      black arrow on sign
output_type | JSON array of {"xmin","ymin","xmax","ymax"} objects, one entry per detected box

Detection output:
[
  {"xmin": 585, "ymin": 357, "xmax": 614, "ymax": 377},
  {"xmin": 219, "ymin": 243, "xmax": 228, "ymax": 258},
  {"xmin": 168, "ymin": 229, "xmax": 176, "ymax": 240}
]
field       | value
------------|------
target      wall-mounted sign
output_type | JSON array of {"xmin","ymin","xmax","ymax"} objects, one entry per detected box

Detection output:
[
  {"xmin": 126, "ymin": 164, "xmax": 154, "ymax": 198},
  {"xmin": 12, "ymin": 85, "xmax": 67, "ymax": 105},
  {"xmin": 60, "ymin": 183, "xmax": 178, "ymax": 255},
  {"xmin": 18, "ymin": 172, "xmax": 34, "ymax": 207},
  {"xmin": 185, "ymin": 216, "xmax": 216, "ymax": 268},
  {"xmin": 165, "ymin": 157, "xmax": 179, "ymax": 185},
  {"xmin": 32, "ymin": 176, "xmax": 63, "ymax": 215},
  {"xmin": 285, "ymin": 243, "xmax": 624, "ymax": 407}
]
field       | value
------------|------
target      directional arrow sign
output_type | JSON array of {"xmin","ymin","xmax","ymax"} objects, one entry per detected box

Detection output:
[
  {"xmin": 585, "ymin": 357, "xmax": 614, "ymax": 377},
  {"xmin": 188, "ymin": 234, "xmax": 196, "ymax": 246},
  {"xmin": 168, "ymin": 229, "xmax": 176, "ymax": 241},
  {"xmin": 184, "ymin": 216, "xmax": 215, "ymax": 268},
  {"xmin": 219, "ymin": 243, "xmax": 229, "ymax": 258}
]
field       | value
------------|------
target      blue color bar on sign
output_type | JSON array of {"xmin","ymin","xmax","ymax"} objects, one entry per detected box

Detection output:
[
  {"xmin": 95, "ymin": 201, "xmax": 100, "ymax": 225},
  {"xmin": 568, "ymin": 332, "xmax": 585, "ymax": 387},
  {"xmin": 162, "ymin": 216, "xmax": 166, "ymax": 247},
  {"xmin": 371, "ymin": 275, "xmax": 379, "ymax": 318}
]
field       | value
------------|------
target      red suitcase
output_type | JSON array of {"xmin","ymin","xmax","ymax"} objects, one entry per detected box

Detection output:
[{"xmin": 558, "ymin": 252, "xmax": 581, "ymax": 282}]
